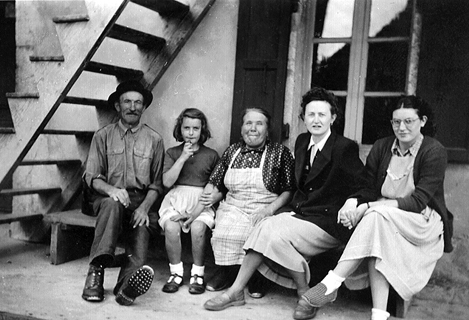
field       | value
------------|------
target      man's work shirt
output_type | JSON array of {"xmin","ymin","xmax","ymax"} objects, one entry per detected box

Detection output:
[{"xmin": 85, "ymin": 121, "xmax": 165, "ymax": 196}]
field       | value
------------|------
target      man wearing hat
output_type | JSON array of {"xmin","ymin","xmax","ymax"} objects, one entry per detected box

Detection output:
[{"xmin": 81, "ymin": 80, "xmax": 164, "ymax": 305}]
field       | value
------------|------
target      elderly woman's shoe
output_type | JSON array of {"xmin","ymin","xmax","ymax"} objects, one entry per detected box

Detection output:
[
  {"xmin": 203, "ymin": 291, "xmax": 245, "ymax": 311},
  {"xmin": 206, "ymin": 268, "xmax": 229, "ymax": 292}
]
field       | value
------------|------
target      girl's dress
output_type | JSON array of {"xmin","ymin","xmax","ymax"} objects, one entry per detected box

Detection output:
[
  {"xmin": 341, "ymin": 150, "xmax": 444, "ymax": 300},
  {"xmin": 158, "ymin": 144, "xmax": 219, "ymax": 232}
]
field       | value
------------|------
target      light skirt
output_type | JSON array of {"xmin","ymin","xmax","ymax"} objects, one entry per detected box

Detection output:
[
  {"xmin": 342, "ymin": 205, "xmax": 444, "ymax": 300},
  {"xmin": 158, "ymin": 185, "xmax": 215, "ymax": 232},
  {"xmin": 244, "ymin": 212, "xmax": 341, "ymax": 289}
]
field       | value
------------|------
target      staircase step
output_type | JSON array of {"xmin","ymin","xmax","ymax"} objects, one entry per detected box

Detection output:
[
  {"xmin": 6, "ymin": 92, "xmax": 40, "ymax": 99},
  {"xmin": 53, "ymin": 14, "xmax": 90, "ymax": 23},
  {"xmin": 41, "ymin": 129, "xmax": 95, "ymax": 136},
  {"xmin": 0, "ymin": 187, "xmax": 62, "ymax": 197},
  {"xmin": 131, "ymin": 0, "xmax": 190, "ymax": 17},
  {"xmin": 0, "ymin": 213, "xmax": 43, "ymax": 225},
  {"xmin": 30, "ymin": 55, "xmax": 65, "ymax": 62},
  {"xmin": 108, "ymin": 24, "xmax": 166, "ymax": 50},
  {"xmin": 0, "ymin": 127, "xmax": 15, "ymax": 134},
  {"xmin": 84, "ymin": 61, "xmax": 144, "ymax": 80},
  {"xmin": 63, "ymin": 96, "xmax": 108, "ymax": 108},
  {"xmin": 19, "ymin": 159, "xmax": 82, "ymax": 167}
]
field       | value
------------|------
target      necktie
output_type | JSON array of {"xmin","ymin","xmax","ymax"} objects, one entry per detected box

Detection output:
[{"xmin": 310, "ymin": 144, "xmax": 317, "ymax": 166}]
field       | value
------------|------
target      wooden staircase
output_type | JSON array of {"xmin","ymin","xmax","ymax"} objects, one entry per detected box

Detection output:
[{"xmin": 0, "ymin": 0, "xmax": 215, "ymax": 240}]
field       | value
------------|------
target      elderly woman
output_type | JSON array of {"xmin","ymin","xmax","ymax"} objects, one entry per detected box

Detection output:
[
  {"xmin": 296, "ymin": 96, "xmax": 454, "ymax": 320},
  {"xmin": 204, "ymin": 87, "xmax": 367, "ymax": 312},
  {"xmin": 202, "ymin": 108, "xmax": 295, "ymax": 295}
]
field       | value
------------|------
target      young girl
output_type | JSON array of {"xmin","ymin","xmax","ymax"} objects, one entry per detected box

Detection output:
[{"xmin": 159, "ymin": 108, "xmax": 220, "ymax": 295}]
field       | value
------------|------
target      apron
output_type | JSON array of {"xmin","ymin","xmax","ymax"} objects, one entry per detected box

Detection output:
[{"xmin": 211, "ymin": 147, "xmax": 279, "ymax": 265}]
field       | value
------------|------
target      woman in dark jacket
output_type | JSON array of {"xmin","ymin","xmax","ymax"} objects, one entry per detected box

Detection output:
[{"xmin": 296, "ymin": 96, "xmax": 454, "ymax": 320}]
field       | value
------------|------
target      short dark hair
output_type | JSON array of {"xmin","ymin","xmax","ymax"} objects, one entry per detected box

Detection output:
[
  {"xmin": 300, "ymin": 86, "xmax": 340, "ymax": 120},
  {"xmin": 173, "ymin": 108, "xmax": 212, "ymax": 144},
  {"xmin": 240, "ymin": 108, "xmax": 272, "ymax": 131},
  {"xmin": 393, "ymin": 95, "xmax": 436, "ymax": 137}
]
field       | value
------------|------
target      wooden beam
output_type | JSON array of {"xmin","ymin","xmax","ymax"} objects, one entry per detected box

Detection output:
[
  {"xmin": 0, "ymin": 187, "xmax": 62, "ymax": 197},
  {"xmin": 84, "ymin": 61, "xmax": 144, "ymax": 80},
  {"xmin": 108, "ymin": 24, "xmax": 166, "ymax": 50}
]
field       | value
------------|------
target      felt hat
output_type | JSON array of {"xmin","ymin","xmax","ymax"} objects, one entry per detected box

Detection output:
[{"xmin": 108, "ymin": 80, "xmax": 153, "ymax": 108}]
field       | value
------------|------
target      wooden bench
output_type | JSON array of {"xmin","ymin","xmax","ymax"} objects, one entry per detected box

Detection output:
[
  {"xmin": 44, "ymin": 209, "xmax": 96, "ymax": 265},
  {"xmin": 44, "ymin": 208, "xmax": 163, "ymax": 266}
]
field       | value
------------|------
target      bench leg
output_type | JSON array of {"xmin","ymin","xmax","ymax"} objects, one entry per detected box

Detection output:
[
  {"xmin": 388, "ymin": 287, "xmax": 412, "ymax": 318},
  {"xmin": 394, "ymin": 295, "xmax": 412, "ymax": 318},
  {"xmin": 50, "ymin": 223, "xmax": 94, "ymax": 265}
]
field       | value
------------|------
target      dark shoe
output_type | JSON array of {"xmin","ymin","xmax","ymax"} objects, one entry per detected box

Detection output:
[
  {"xmin": 203, "ymin": 291, "xmax": 245, "ymax": 311},
  {"xmin": 247, "ymin": 271, "xmax": 269, "ymax": 299},
  {"xmin": 206, "ymin": 269, "xmax": 228, "ymax": 292},
  {"xmin": 188, "ymin": 274, "xmax": 205, "ymax": 294},
  {"xmin": 302, "ymin": 283, "xmax": 338, "ymax": 307},
  {"xmin": 162, "ymin": 273, "xmax": 183, "ymax": 293},
  {"xmin": 113, "ymin": 283, "xmax": 120, "ymax": 296},
  {"xmin": 82, "ymin": 265, "xmax": 104, "ymax": 302},
  {"xmin": 115, "ymin": 265, "xmax": 154, "ymax": 306},
  {"xmin": 293, "ymin": 299, "xmax": 318, "ymax": 320}
]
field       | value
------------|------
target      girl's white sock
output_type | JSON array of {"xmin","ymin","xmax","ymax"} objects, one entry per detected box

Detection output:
[
  {"xmin": 371, "ymin": 308, "xmax": 390, "ymax": 320},
  {"xmin": 320, "ymin": 270, "xmax": 345, "ymax": 295},
  {"xmin": 169, "ymin": 262, "xmax": 184, "ymax": 283},
  {"xmin": 191, "ymin": 264, "xmax": 205, "ymax": 277}
]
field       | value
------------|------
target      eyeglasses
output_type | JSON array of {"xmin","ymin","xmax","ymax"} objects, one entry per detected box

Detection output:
[{"xmin": 390, "ymin": 118, "xmax": 420, "ymax": 127}]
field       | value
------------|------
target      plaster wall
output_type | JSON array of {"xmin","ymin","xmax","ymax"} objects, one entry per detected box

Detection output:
[
  {"xmin": 435, "ymin": 164, "xmax": 469, "ymax": 285},
  {"xmin": 141, "ymin": 0, "xmax": 238, "ymax": 156}
]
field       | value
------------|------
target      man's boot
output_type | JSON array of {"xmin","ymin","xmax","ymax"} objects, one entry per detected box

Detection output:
[{"xmin": 82, "ymin": 265, "xmax": 104, "ymax": 302}]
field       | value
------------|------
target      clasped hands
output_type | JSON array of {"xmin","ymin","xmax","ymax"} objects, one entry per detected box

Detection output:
[
  {"xmin": 108, "ymin": 187, "xmax": 150, "ymax": 228},
  {"xmin": 337, "ymin": 198, "xmax": 368, "ymax": 230}
]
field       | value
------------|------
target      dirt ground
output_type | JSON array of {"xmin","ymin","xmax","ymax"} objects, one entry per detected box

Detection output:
[{"xmin": 1, "ymin": 235, "xmax": 468, "ymax": 320}]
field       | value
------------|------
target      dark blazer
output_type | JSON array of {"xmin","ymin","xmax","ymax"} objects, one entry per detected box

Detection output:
[
  {"xmin": 278, "ymin": 130, "xmax": 367, "ymax": 243},
  {"xmin": 352, "ymin": 135, "xmax": 454, "ymax": 253}
]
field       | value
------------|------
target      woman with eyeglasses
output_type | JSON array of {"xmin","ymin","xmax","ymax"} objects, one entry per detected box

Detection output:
[{"xmin": 294, "ymin": 95, "xmax": 454, "ymax": 320}]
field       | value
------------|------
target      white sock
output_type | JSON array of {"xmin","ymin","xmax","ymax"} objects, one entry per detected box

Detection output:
[
  {"xmin": 169, "ymin": 262, "xmax": 184, "ymax": 278},
  {"xmin": 320, "ymin": 270, "xmax": 345, "ymax": 295},
  {"xmin": 371, "ymin": 308, "xmax": 390, "ymax": 320},
  {"xmin": 191, "ymin": 264, "xmax": 205, "ymax": 277}
]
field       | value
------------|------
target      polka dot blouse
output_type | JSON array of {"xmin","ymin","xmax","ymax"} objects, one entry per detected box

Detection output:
[{"xmin": 209, "ymin": 141, "xmax": 295, "ymax": 195}]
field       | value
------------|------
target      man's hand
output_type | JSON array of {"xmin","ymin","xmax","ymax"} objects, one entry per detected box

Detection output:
[
  {"xmin": 108, "ymin": 188, "xmax": 131, "ymax": 207},
  {"xmin": 131, "ymin": 206, "xmax": 150, "ymax": 228}
]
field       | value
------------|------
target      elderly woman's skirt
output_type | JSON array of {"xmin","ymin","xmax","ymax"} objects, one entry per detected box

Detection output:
[
  {"xmin": 243, "ymin": 212, "xmax": 341, "ymax": 289},
  {"xmin": 342, "ymin": 205, "xmax": 444, "ymax": 300}
]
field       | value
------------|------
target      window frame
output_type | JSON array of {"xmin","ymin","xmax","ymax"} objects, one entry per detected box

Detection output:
[{"xmin": 307, "ymin": 0, "xmax": 419, "ymax": 145}]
